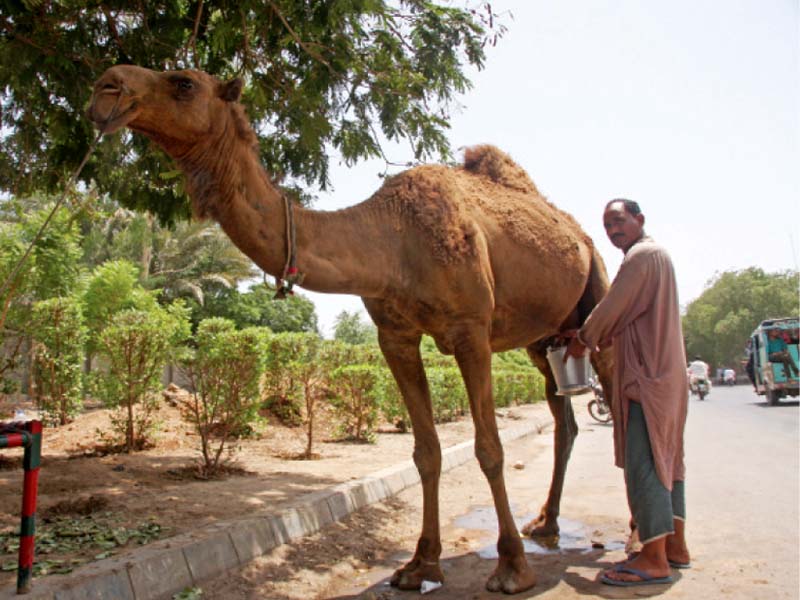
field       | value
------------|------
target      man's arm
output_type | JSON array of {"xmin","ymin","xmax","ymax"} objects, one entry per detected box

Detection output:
[{"xmin": 564, "ymin": 246, "xmax": 656, "ymax": 358}]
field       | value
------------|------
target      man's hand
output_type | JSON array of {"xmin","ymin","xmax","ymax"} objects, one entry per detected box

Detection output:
[{"xmin": 563, "ymin": 334, "xmax": 588, "ymax": 362}]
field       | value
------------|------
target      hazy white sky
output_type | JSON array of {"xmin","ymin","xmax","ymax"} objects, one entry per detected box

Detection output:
[{"xmin": 300, "ymin": 0, "xmax": 799, "ymax": 338}]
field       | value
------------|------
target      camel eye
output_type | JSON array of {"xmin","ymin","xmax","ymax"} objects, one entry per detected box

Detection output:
[{"xmin": 168, "ymin": 75, "xmax": 196, "ymax": 96}]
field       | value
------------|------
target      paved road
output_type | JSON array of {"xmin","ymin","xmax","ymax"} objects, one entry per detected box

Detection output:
[{"xmin": 324, "ymin": 385, "xmax": 799, "ymax": 599}]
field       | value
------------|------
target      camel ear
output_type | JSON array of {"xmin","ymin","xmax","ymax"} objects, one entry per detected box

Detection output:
[{"xmin": 219, "ymin": 78, "xmax": 243, "ymax": 102}]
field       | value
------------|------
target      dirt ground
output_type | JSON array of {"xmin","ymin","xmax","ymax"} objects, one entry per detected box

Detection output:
[{"xmin": 0, "ymin": 391, "xmax": 550, "ymax": 592}]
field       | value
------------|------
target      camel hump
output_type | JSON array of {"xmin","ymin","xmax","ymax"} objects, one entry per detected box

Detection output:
[{"xmin": 462, "ymin": 145, "xmax": 540, "ymax": 195}]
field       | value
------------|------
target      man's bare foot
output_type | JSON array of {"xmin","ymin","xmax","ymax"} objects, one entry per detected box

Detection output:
[{"xmin": 666, "ymin": 521, "xmax": 691, "ymax": 566}]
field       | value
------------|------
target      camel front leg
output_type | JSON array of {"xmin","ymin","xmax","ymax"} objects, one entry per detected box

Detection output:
[
  {"xmin": 521, "ymin": 347, "xmax": 578, "ymax": 537},
  {"xmin": 453, "ymin": 327, "xmax": 537, "ymax": 594},
  {"xmin": 377, "ymin": 329, "xmax": 444, "ymax": 589}
]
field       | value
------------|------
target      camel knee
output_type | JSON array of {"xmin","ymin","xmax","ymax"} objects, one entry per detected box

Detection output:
[{"xmin": 475, "ymin": 439, "xmax": 504, "ymax": 480}]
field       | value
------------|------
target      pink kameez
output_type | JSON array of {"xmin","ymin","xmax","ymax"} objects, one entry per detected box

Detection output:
[{"xmin": 578, "ymin": 236, "xmax": 688, "ymax": 489}]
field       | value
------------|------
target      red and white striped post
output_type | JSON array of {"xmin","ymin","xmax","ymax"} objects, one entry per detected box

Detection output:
[{"xmin": 0, "ymin": 420, "xmax": 42, "ymax": 594}]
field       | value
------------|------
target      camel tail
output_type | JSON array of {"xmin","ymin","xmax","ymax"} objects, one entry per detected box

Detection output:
[{"xmin": 462, "ymin": 145, "xmax": 540, "ymax": 195}]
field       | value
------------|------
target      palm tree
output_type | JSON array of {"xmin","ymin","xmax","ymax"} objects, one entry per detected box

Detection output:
[{"xmin": 148, "ymin": 221, "xmax": 258, "ymax": 306}]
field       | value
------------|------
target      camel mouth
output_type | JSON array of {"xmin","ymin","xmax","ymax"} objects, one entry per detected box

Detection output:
[{"xmin": 87, "ymin": 91, "xmax": 139, "ymax": 134}]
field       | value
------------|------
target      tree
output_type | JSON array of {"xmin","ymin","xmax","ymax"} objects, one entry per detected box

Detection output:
[
  {"xmin": 333, "ymin": 310, "xmax": 377, "ymax": 345},
  {"xmin": 0, "ymin": 200, "xmax": 84, "ymax": 392},
  {"xmin": 93, "ymin": 302, "xmax": 191, "ymax": 451},
  {"xmin": 148, "ymin": 221, "xmax": 258, "ymax": 305},
  {"xmin": 1, "ymin": 2, "xmax": 504, "ymax": 222},
  {"xmin": 82, "ymin": 259, "xmax": 158, "ymax": 368},
  {"xmin": 683, "ymin": 268, "xmax": 800, "ymax": 370},
  {"xmin": 199, "ymin": 283, "xmax": 318, "ymax": 333}
]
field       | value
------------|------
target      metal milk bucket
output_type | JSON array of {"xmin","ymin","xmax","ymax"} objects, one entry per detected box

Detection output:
[{"xmin": 546, "ymin": 345, "xmax": 591, "ymax": 396}]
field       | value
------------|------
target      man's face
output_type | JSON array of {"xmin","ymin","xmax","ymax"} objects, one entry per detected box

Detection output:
[{"xmin": 603, "ymin": 202, "xmax": 644, "ymax": 252}]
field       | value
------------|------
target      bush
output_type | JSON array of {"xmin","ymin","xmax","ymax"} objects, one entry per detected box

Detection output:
[
  {"xmin": 180, "ymin": 319, "xmax": 267, "ymax": 476},
  {"xmin": 426, "ymin": 366, "xmax": 467, "ymax": 423},
  {"xmin": 260, "ymin": 332, "xmax": 305, "ymax": 426},
  {"xmin": 287, "ymin": 334, "xmax": 326, "ymax": 458},
  {"xmin": 376, "ymin": 367, "xmax": 409, "ymax": 431},
  {"xmin": 329, "ymin": 364, "xmax": 382, "ymax": 442},
  {"xmin": 493, "ymin": 369, "xmax": 545, "ymax": 407},
  {"xmin": 29, "ymin": 297, "xmax": 86, "ymax": 425},
  {"xmin": 92, "ymin": 302, "xmax": 191, "ymax": 451}
]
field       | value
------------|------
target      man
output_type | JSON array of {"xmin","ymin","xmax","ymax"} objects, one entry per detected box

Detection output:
[
  {"xmin": 564, "ymin": 199, "xmax": 690, "ymax": 586},
  {"xmin": 687, "ymin": 355, "xmax": 711, "ymax": 394},
  {"xmin": 687, "ymin": 355, "xmax": 710, "ymax": 381},
  {"xmin": 767, "ymin": 328, "xmax": 799, "ymax": 379}
]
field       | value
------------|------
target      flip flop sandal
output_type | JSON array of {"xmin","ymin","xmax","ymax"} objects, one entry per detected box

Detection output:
[
  {"xmin": 619, "ymin": 552, "xmax": 691, "ymax": 570},
  {"xmin": 600, "ymin": 565, "xmax": 674, "ymax": 587}
]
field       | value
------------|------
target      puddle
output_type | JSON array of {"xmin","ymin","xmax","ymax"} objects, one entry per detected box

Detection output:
[{"xmin": 454, "ymin": 506, "xmax": 626, "ymax": 559}]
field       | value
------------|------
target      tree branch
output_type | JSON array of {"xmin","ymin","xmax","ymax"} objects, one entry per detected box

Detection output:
[
  {"xmin": 186, "ymin": 0, "xmax": 204, "ymax": 69},
  {"xmin": 266, "ymin": 1, "xmax": 332, "ymax": 72},
  {"xmin": 101, "ymin": 5, "xmax": 128, "ymax": 61}
]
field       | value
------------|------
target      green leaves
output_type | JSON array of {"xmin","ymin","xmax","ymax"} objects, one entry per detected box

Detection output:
[
  {"xmin": 0, "ymin": 516, "xmax": 166, "ymax": 578},
  {"xmin": 182, "ymin": 319, "xmax": 268, "ymax": 475},
  {"xmin": 93, "ymin": 302, "xmax": 192, "ymax": 451},
  {"xmin": 333, "ymin": 310, "xmax": 377, "ymax": 345},
  {"xmin": 30, "ymin": 296, "xmax": 87, "ymax": 425},
  {"xmin": 0, "ymin": 1, "xmax": 501, "ymax": 222}
]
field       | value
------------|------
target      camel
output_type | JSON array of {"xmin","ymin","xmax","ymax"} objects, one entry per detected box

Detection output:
[{"xmin": 87, "ymin": 65, "xmax": 614, "ymax": 594}]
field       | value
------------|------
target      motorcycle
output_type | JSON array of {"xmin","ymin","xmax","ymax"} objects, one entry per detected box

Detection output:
[
  {"xmin": 588, "ymin": 377, "xmax": 612, "ymax": 423},
  {"xmin": 690, "ymin": 376, "xmax": 710, "ymax": 400}
]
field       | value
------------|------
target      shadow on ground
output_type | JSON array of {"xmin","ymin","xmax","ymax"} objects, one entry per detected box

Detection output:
[{"xmin": 328, "ymin": 546, "xmax": 683, "ymax": 600}]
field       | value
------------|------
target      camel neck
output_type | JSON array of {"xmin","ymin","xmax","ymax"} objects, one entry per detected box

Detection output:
[{"xmin": 177, "ymin": 132, "xmax": 388, "ymax": 297}]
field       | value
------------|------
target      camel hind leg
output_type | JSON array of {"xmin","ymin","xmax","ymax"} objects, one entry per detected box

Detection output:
[
  {"xmin": 519, "ymin": 244, "xmax": 614, "ymax": 537},
  {"xmin": 521, "ymin": 343, "xmax": 578, "ymax": 537},
  {"xmin": 451, "ymin": 324, "xmax": 536, "ymax": 593}
]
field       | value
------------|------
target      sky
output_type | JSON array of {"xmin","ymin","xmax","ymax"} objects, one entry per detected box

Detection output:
[{"xmin": 298, "ymin": 0, "xmax": 799, "ymax": 338}]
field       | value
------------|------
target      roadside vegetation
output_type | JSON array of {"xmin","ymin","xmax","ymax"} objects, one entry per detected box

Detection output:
[
  {"xmin": 0, "ymin": 193, "xmax": 545, "ymax": 478},
  {"xmin": 682, "ymin": 268, "xmax": 799, "ymax": 371}
]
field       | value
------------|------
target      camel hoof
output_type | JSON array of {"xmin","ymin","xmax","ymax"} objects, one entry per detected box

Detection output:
[
  {"xmin": 485, "ymin": 559, "xmax": 537, "ymax": 594},
  {"xmin": 390, "ymin": 560, "xmax": 444, "ymax": 590},
  {"xmin": 521, "ymin": 516, "xmax": 559, "ymax": 538}
]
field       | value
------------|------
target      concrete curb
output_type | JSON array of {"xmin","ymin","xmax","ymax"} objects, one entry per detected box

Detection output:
[{"xmin": 2, "ymin": 419, "xmax": 550, "ymax": 600}]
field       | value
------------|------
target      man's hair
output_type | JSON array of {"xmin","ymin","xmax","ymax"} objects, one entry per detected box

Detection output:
[
  {"xmin": 693, "ymin": 355, "xmax": 702, "ymax": 361},
  {"xmin": 607, "ymin": 198, "xmax": 642, "ymax": 216}
]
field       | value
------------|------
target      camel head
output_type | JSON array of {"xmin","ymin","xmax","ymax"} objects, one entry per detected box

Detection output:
[{"xmin": 87, "ymin": 65, "xmax": 244, "ymax": 154}]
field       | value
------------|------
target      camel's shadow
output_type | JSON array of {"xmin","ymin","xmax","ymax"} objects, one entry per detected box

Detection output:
[{"xmin": 326, "ymin": 541, "xmax": 682, "ymax": 599}]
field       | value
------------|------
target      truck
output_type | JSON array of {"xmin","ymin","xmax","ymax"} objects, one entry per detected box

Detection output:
[{"xmin": 747, "ymin": 317, "xmax": 800, "ymax": 405}]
